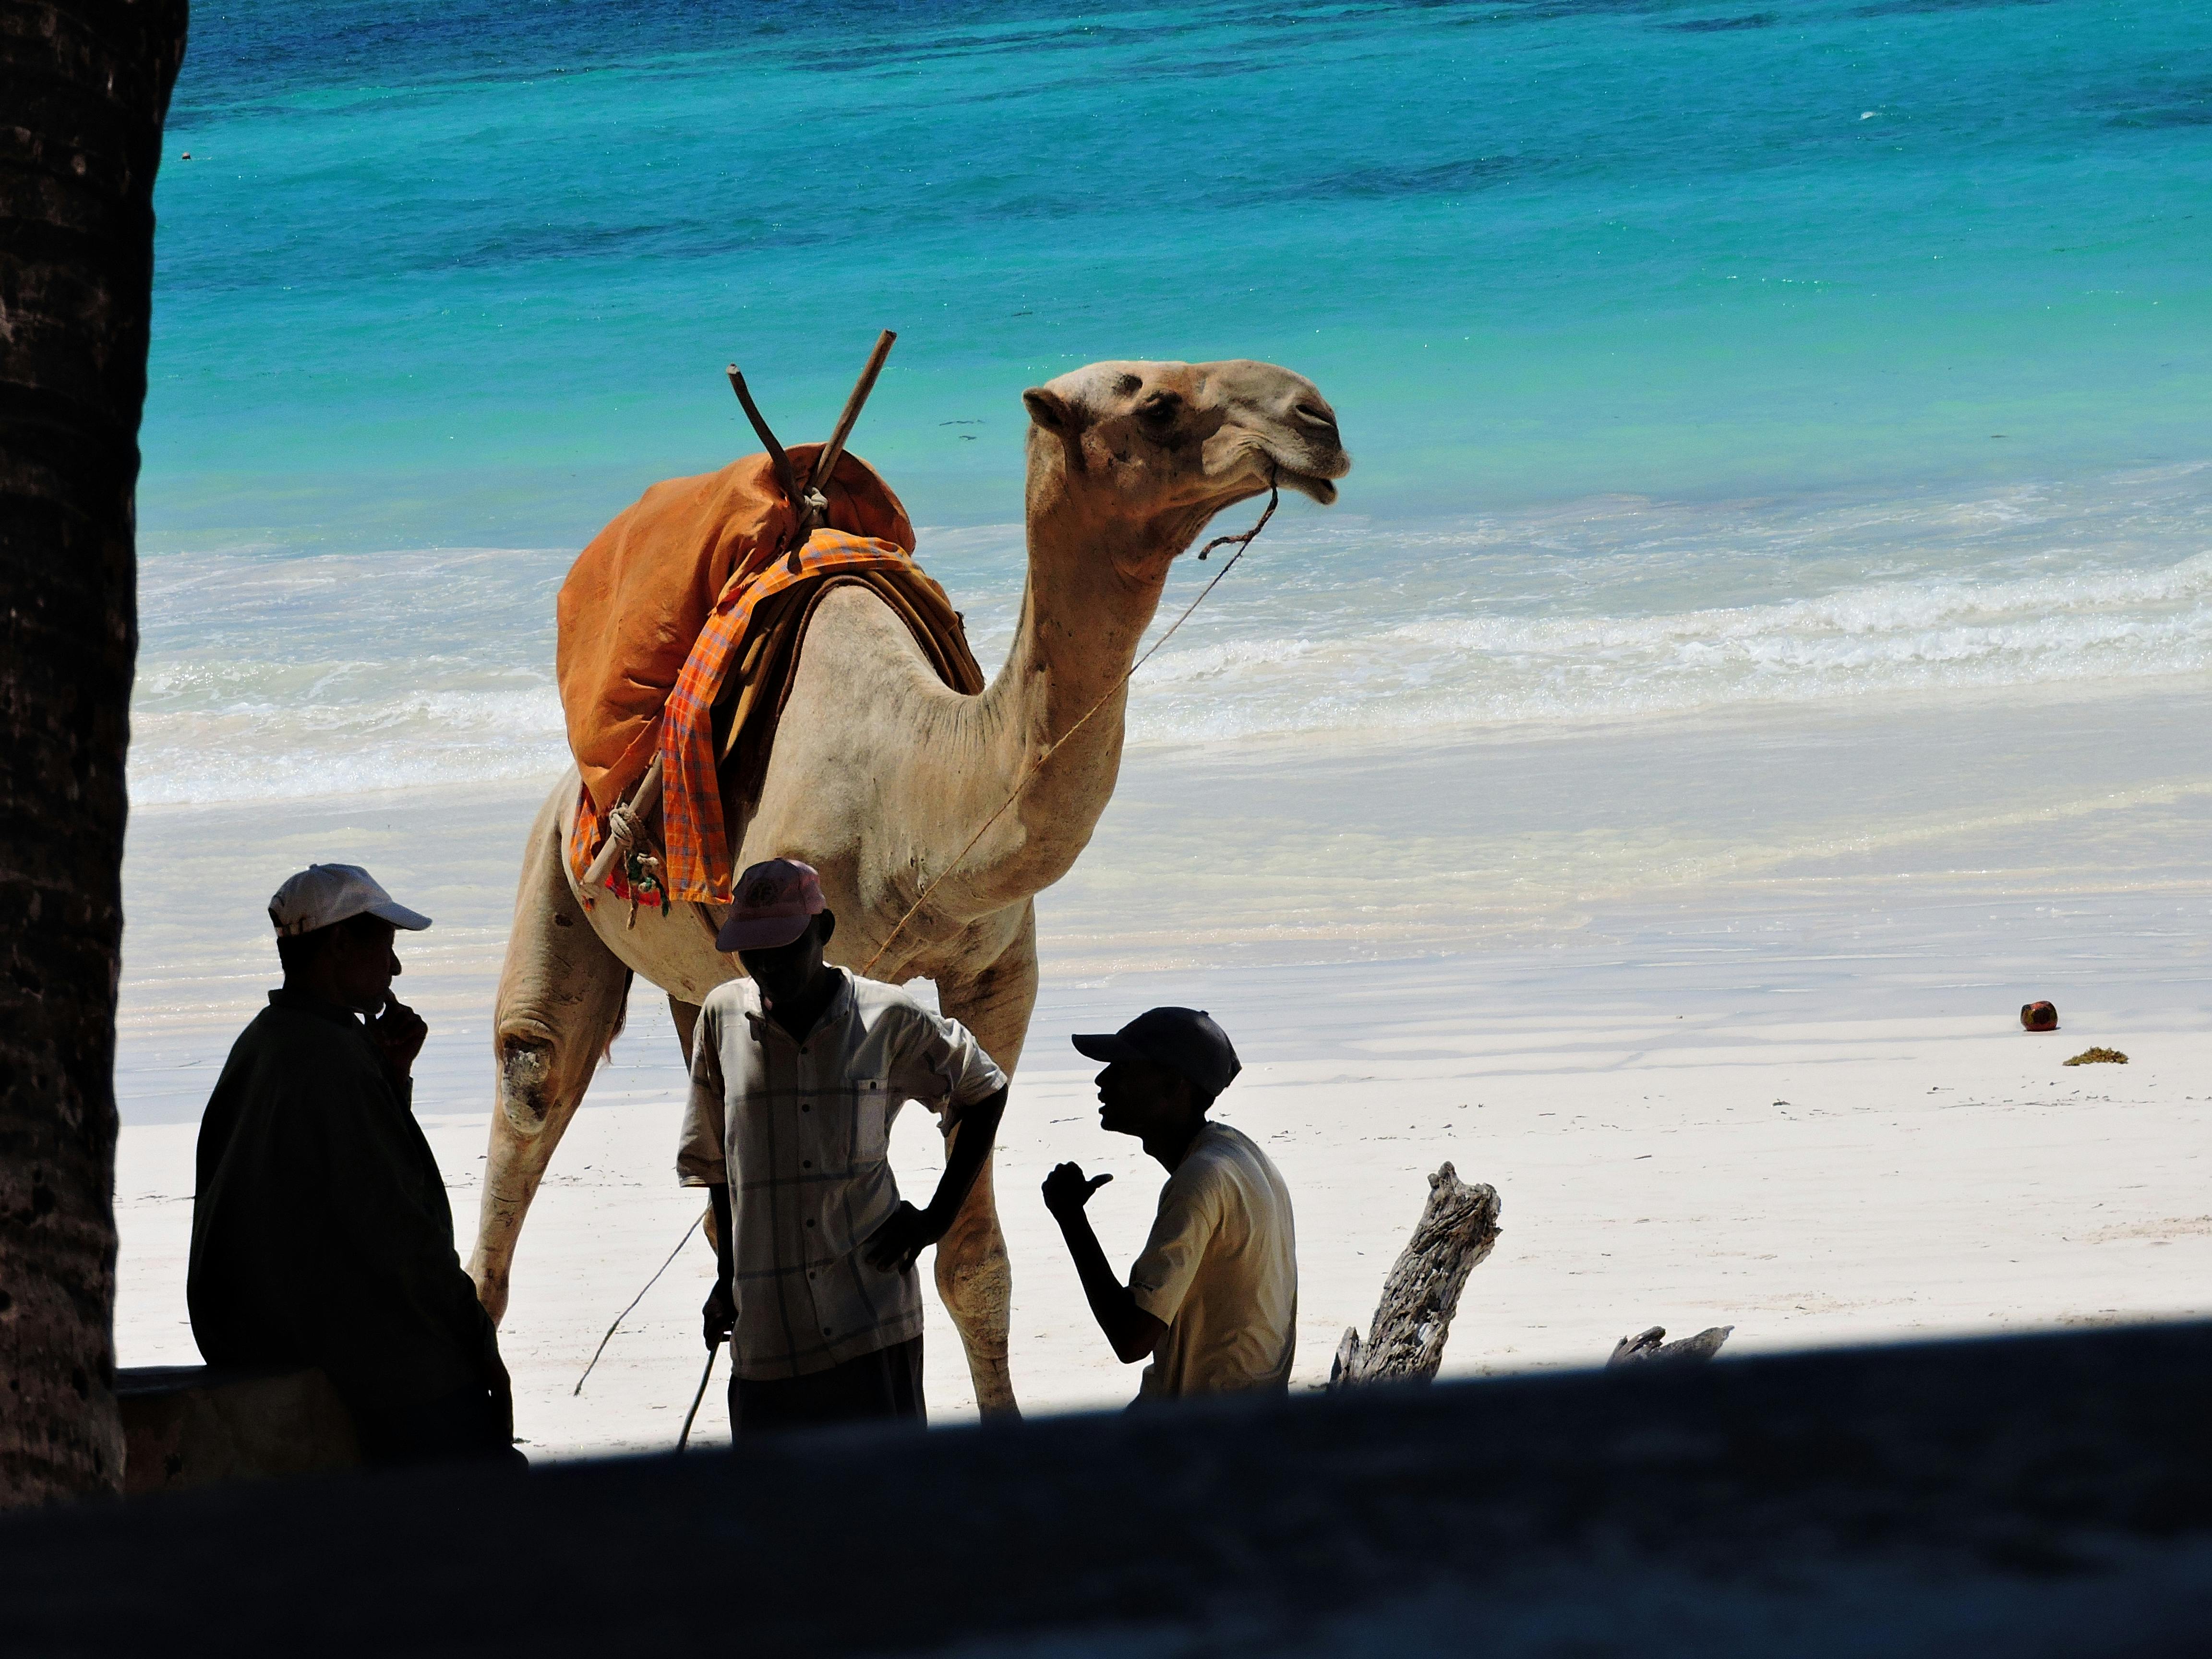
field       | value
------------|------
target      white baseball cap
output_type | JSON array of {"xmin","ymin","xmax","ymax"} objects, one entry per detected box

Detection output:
[{"xmin": 268, "ymin": 864, "xmax": 432, "ymax": 938}]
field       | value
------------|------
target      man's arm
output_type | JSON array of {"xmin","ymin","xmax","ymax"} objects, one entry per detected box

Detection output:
[
  {"xmin": 1042, "ymin": 1163, "xmax": 1167, "ymax": 1364},
  {"xmin": 292, "ymin": 1054, "xmax": 506, "ymax": 1398},
  {"xmin": 702, "ymin": 1183, "xmax": 735, "ymax": 1352},
  {"xmin": 863, "ymin": 1085, "xmax": 1008, "ymax": 1273}
]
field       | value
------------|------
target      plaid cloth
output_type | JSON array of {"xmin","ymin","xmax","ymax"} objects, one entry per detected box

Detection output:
[{"xmin": 568, "ymin": 528, "xmax": 980, "ymax": 905}]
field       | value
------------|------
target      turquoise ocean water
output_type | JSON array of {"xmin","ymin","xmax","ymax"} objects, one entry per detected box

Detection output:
[
  {"xmin": 150, "ymin": 0, "xmax": 2212, "ymax": 538},
  {"xmin": 135, "ymin": 0, "xmax": 2212, "ymax": 800}
]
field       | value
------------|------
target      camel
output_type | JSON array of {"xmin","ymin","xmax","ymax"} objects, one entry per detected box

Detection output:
[{"xmin": 469, "ymin": 358, "xmax": 1351, "ymax": 1417}]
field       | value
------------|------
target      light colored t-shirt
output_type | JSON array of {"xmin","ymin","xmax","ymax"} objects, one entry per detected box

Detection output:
[
  {"xmin": 675, "ymin": 969, "xmax": 1007, "ymax": 1381},
  {"xmin": 1127, "ymin": 1121, "xmax": 1298, "ymax": 1401}
]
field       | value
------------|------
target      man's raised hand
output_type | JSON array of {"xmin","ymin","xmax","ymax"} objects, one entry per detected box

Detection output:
[
  {"xmin": 367, "ymin": 995, "xmax": 428, "ymax": 1081},
  {"xmin": 1041, "ymin": 1162, "xmax": 1111, "ymax": 1218}
]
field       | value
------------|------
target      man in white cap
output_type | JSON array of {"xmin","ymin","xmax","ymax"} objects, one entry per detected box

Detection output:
[
  {"xmin": 188, "ymin": 864, "xmax": 519, "ymax": 1467},
  {"xmin": 677, "ymin": 856, "xmax": 1009, "ymax": 1434},
  {"xmin": 1043, "ymin": 1007, "xmax": 1297, "ymax": 1403}
]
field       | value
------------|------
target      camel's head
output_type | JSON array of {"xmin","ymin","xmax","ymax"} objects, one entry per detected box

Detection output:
[{"xmin": 1022, "ymin": 359, "xmax": 1351, "ymax": 562}]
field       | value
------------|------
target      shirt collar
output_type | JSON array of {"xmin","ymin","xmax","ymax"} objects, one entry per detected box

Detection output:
[
  {"xmin": 745, "ymin": 967, "xmax": 855, "ymax": 1045},
  {"xmin": 821, "ymin": 966, "xmax": 855, "ymax": 1026}
]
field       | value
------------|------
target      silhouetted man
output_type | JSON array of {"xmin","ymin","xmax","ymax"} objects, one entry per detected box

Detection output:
[
  {"xmin": 189, "ymin": 864, "xmax": 517, "ymax": 1467},
  {"xmin": 1043, "ymin": 1007, "xmax": 1297, "ymax": 1402},
  {"xmin": 678, "ymin": 857, "xmax": 1009, "ymax": 1434}
]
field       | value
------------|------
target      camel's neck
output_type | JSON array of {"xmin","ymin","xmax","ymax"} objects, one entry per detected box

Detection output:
[{"xmin": 945, "ymin": 486, "xmax": 1175, "ymax": 911}]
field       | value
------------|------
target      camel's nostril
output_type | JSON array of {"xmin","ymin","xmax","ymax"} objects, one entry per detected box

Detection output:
[{"xmin": 1293, "ymin": 402, "xmax": 1337, "ymax": 431}]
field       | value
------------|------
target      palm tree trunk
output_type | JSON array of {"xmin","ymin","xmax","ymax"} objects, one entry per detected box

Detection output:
[{"xmin": 0, "ymin": 0, "xmax": 188, "ymax": 1506}]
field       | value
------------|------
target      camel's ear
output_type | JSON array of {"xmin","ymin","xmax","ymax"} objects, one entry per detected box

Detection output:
[{"xmin": 1023, "ymin": 387, "xmax": 1077, "ymax": 434}]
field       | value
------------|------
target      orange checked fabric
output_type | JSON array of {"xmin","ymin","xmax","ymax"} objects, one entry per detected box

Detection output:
[{"xmin": 557, "ymin": 447, "xmax": 982, "ymax": 906}]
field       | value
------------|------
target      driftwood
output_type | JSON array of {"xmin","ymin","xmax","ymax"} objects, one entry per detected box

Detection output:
[
  {"xmin": 1330, "ymin": 1163, "xmax": 1502, "ymax": 1388},
  {"xmin": 1609, "ymin": 1324, "xmax": 1733, "ymax": 1369}
]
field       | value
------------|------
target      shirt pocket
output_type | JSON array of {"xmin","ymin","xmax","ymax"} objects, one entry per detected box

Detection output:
[{"xmin": 851, "ymin": 1076, "xmax": 891, "ymax": 1166}]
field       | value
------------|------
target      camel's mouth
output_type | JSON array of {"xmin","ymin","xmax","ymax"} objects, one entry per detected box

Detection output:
[{"xmin": 1276, "ymin": 469, "xmax": 1340, "ymax": 505}]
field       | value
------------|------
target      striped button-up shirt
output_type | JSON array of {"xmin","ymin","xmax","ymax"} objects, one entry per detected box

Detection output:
[{"xmin": 676, "ymin": 969, "xmax": 1007, "ymax": 1380}]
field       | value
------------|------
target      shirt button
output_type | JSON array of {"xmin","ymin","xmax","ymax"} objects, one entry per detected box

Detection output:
[
  {"xmin": 802, "ymin": 1159, "xmax": 812, "ymax": 1169},
  {"xmin": 801, "ymin": 1103, "xmax": 811, "ymax": 1113},
  {"xmin": 822, "ymin": 1326, "xmax": 832, "ymax": 1336},
  {"xmin": 805, "ymin": 1219, "xmax": 815, "ymax": 1228}
]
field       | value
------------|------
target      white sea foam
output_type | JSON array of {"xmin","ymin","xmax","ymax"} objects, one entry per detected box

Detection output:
[
  {"xmin": 128, "ymin": 464, "xmax": 2212, "ymax": 805},
  {"xmin": 132, "ymin": 546, "xmax": 572, "ymax": 804},
  {"xmin": 1123, "ymin": 552, "xmax": 2212, "ymax": 741}
]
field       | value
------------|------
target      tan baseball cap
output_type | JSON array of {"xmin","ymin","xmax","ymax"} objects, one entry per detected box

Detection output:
[{"xmin": 268, "ymin": 864, "xmax": 432, "ymax": 938}]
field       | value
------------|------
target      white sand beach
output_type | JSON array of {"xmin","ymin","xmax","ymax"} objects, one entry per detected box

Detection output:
[
  {"xmin": 112, "ymin": 682, "xmax": 2212, "ymax": 1457},
  {"xmin": 113, "ymin": 987, "xmax": 2212, "ymax": 1460}
]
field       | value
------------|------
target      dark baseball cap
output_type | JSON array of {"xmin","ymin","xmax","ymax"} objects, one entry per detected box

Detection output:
[{"xmin": 1070, "ymin": 1007, "xmax": 1241, "ymax": 1097}]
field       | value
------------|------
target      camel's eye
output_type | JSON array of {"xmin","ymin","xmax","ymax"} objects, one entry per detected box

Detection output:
[{"xmin": 1136, "ymin": 391, "xmax": 1182, "ymax": 431}]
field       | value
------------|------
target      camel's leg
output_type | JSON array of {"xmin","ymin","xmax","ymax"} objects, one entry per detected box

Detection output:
[
  {"xmin": 931, "ymin": 904, "xmax": 1038, "ymax": 1420},
  {"xmin": 469, "ymin": 790, "xmax": 634, "ymax": 1324},
  {"xmin": 666, "ymin": 995, "xmax": 722, "ymax": 1257},
  {"xmin": 667, "ymin": 994, "xmax": 700, "ymax": 1065}
]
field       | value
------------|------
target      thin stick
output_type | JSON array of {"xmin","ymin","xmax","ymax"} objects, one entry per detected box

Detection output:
[
  {"xmin": 676, "ymin": 1339, "xmax": 722, "ymax": 1453},
  {"xmin": 573, "ymin": 1210, "xmax": 701, "ymax": 1396},
  {"xmin": 806, "ymin": 328, "xmax": 898, "ymax": 496},
  {"xmin": 861, "ymin": 478, "xmax": 1280, "ymax": 977},
  {"xmin": 727, "ymin": 364, "xmax": 797, "ymax": 505}
]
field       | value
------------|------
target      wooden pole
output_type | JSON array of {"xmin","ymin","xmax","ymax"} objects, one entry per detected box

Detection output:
[
  {"xmin": 806, "ymin": 328, "xmax": 897, "ymax": 497},
  {"xmin": 726, "ymin": 364, "xmax": 797, "ymax": 507},
  {"xmin": 579, "ymin": 751, "xmax": 664, "ymax": 890}
]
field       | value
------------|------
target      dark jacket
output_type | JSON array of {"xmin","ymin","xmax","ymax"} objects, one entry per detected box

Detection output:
[{"xmin": 188, "ymin": 990, "xmax": 506, "ymax": 1423}]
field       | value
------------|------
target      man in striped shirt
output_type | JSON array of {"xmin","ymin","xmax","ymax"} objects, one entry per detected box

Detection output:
[{"xmin": 677, "ymin": 858, "xmax": 1008, "ymax": 1433}]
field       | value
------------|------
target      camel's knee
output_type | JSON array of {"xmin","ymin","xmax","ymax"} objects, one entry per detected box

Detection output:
[
  {"xmin": 498, "ymin": 1036, "xmax": 559, "ymax": 1136},
  {"xmin": 936, "ymin": 1249, "xmax": 1010, "ymax": 1330},
  {"xmin": 935, "ymin": 1212, "xmax": 1010, "ymax": 1328}
]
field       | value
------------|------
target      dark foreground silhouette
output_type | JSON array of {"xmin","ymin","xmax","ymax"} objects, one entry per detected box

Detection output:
[{"xmin": 10, "ymin": 1321, "xmax": 2212, "ymax": 1657}]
